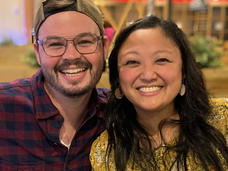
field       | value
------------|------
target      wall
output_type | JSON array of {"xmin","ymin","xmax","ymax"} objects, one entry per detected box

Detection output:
[{"xmin": 0, "ymin": 0, "xmax": 27, "ymax": 45}]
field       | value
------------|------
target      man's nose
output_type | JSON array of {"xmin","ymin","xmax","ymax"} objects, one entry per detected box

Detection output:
[{"xmin": 62, "ymin": 40, "xmax": 81, "ymax": 59}]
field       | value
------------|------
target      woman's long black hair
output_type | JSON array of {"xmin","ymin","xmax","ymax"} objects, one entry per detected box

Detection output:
[{"xmin": 105, "ymin": 15, "xmax": 228, "ymax": 171}]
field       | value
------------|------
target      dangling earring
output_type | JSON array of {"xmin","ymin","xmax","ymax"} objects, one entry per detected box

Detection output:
[
  {"xmin": 179, "ymin": 84, "xmax": 186, "ymax": 96},
  {"xmin": 115, "ymin": 88, "xmax": 123, "ymax": 99}
]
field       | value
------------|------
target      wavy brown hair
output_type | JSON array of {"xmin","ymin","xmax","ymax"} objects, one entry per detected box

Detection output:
[{"xmin": 105, "ymin": 15, "xmax": 228, "ymax": 171}]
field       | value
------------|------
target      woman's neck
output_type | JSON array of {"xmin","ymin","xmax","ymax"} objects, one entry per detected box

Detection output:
[{"xmin": 137, "ymin": 109, "xmax": 180, "ymax": 147}]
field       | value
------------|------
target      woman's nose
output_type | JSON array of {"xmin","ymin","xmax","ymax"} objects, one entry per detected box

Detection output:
[{"xmin": 139, "ymin": 63, "xmax": 157, "ymax": 82}]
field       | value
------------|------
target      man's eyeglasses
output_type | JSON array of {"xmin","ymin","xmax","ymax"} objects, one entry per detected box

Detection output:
[{"xmin": 37, "ymin": 33, "xmax": 102, "ymax": 57}]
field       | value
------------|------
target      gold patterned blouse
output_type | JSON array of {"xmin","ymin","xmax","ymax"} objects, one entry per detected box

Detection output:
[{"xmin": 90, "ymin": 98, "xmax": 228, "ymax": 171}]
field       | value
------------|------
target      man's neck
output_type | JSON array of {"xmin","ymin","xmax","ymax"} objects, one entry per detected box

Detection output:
[
  {"xmin": 44, "ymin": 83, "xmax": 93, "ymax": 148},
  {"xmin": 44, "ymin": 84, "xmax": 92, "ymax": 124}
]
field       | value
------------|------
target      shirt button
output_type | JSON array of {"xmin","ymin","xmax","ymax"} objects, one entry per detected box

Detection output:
[{"xmin": 57, "ymin": 116, "xmax": 63, "ymax": 122}]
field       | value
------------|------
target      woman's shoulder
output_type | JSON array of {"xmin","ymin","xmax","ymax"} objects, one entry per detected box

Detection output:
[
  {"xmin": 208, "ymin": 98, "xmax": 228, "ymax": 140},
  {"xmin": 91, "ymin": 130, "xmax": 109, "ymax": 151},
  {"xmin": 209, "ymin": 98, "xmax": 228, "ymax": 120},
  {"xmin": 90, "ymin": 130, "xmax": 110, "ymax": 170},
  {"xmin": 210, "ymin": 97, "xmax": 228, "ymax": 107}
]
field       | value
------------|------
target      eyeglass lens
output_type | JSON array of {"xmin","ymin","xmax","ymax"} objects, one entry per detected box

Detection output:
[{"xmin": 41, "ymin": 34, "xmax": 99, "ymax": 56}]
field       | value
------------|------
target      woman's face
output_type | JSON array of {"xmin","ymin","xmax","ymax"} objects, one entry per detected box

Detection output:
[{"xmin": 117, "ymin": 28, "xmax": 183, "ymax": 116}]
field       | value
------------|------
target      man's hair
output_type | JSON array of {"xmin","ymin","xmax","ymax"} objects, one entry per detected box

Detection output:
[{"xmin": 33, "ymin": 0, "xmax": 104, "ymax": 40}]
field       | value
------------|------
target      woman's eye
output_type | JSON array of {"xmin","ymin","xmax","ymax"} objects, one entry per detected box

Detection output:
[
  {"xmin": 125, "ymin": 60, "xmax": 138, "ymax": 65},
  {"xmin": 156, "ymin": 58, "xmax": 170, "ymax": 63}
]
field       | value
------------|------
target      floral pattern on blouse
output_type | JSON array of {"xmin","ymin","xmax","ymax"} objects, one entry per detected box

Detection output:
[{"xmin": 90, "ymin": 98, "xmax": 228, "ymax": 171}]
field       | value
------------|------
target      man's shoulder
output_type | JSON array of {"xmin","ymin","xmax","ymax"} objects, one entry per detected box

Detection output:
[
  {"xmin": 0, "ymin": 71, "xmax": 42, "ymax": 103},
  {"xmin": 0, "ymin": 78, "xmax": 32, "ymax": 90},
  {"xmin": 0, "ymin": 77, "xmax": 34, "ymax": 99},
  {"xmin": 0, "ymin": 70, "xmax": 41, "ymax": 94},
  {"xmin": 96, "ymin": 88, "xmax": 109, "ymax": 100},
  {"xmin": 0, "ymin": 79, "xmax": 33, "ymax": 108}
]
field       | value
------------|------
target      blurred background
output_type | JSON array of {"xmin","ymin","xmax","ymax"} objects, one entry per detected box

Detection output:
[{"xmin": 0, "ymin": 0, "xmax": 228, "ymax": 97}]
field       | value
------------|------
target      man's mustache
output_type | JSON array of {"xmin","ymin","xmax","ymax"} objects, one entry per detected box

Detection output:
[{"xmin": 55, "ymin": 59, "xmax": 92, "ymax": 71}]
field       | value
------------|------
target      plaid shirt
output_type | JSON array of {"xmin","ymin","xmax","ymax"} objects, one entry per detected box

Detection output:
[{"xmin": 0, "ymin": 70, "xmax": 108, "ymax": 171}]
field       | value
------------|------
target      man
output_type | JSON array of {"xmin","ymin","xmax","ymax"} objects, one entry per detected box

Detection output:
[{"xmin": 0, "ymin": 0, "xmax": 109, "ymax": 170}]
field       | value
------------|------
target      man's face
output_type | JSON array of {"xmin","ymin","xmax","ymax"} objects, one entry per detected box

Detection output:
[{"xmin": 34, "ymin": 11, "xmax": 108, "ymax": 97}]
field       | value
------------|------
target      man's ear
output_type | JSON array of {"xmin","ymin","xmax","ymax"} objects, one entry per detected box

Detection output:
[
  {"xmin": 33, "ymin": 42, "xmax": 41, "ymax": 66},
  {"xmin": 103, "ymin": 35, "xmax": 111, "ymax": 60}
]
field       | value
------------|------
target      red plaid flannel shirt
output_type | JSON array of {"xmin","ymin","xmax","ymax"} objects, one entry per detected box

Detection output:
[{"xmin": 0, "ymin": 70, "xmax": 108, "ymax": 171}]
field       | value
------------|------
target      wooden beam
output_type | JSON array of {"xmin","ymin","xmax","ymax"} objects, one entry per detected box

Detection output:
[{"xmin": 24, "ymin": 0, "xmax": 34, "ymax": 43}]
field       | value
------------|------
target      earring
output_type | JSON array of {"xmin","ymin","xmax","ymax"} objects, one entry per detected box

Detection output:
[
  {"xmin": 179, "ymin": 84, "xmax": 186, "ymax": 96},
  {"xmin": 115, "ymin": 88, "xmax": 123, "ymax": 99}
]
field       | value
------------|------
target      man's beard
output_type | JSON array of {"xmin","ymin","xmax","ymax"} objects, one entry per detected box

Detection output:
[{"xmin": 41, "ymin": 58, "xmax": 104, "ymax": 98}]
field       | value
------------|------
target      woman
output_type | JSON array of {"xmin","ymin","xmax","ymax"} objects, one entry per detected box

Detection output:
[{"xmin": 90, "ymin": 15, "xmax": 228, "ymax": 171}]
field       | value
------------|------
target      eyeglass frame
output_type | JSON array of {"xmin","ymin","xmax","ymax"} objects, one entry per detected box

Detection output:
[{"xmin": 36, "ymin": 33, "xmax": 103, "ymax": 57}]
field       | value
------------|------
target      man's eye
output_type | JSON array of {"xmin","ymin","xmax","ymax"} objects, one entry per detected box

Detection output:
[
  {"xmin": 77, "ymin": 40, "xmax": 94, "ymax": 46},
  {"xmin": 46, "ymin": 42, "xmax": 64, "ymax": 47}
]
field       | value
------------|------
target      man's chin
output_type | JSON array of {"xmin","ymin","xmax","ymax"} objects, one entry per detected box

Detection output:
[{"xmin": 58, "ymin": 84, "xmax": 94, "ymax": 97}]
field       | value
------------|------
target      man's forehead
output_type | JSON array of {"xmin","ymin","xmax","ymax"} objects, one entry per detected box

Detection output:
[
  {"xmin": 38, "ymin": 13, "xmax": 100, "ymax": 39},
  {"xmin": 40, "ymin": 11, "xmax": 99, "ymax": 30}
]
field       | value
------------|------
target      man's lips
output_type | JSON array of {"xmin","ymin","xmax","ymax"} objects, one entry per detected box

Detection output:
[
  {"xmin": 56, "ymin": 59, "xmax": 92, "ymax": 75},
  {"xmin": 60, "ymin": 68, "xmax": 87, "ymax": 75}
]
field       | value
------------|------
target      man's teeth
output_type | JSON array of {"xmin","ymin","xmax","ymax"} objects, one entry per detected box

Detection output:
[
  {"xmin": 62, "ymin": 68, "xmax": 86, "ymax": 74},
  {"xmin": 139, "ymin": 87, "xmax": 160, "ymax": 92}
]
